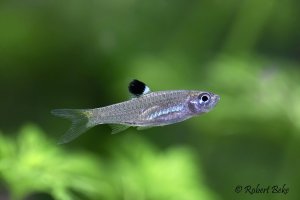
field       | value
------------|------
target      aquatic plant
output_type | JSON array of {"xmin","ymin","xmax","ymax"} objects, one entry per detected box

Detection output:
[{"xmin": 0, "ymin": 125, "xmax": 217, "ymax": 200}]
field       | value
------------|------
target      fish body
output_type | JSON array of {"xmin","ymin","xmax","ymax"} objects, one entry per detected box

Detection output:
[{"xmin": 52, "ymin": 80, "xmax": 220, "ymax": 144}]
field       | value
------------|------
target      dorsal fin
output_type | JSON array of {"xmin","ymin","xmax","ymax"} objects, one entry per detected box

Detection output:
[{"xmin": 128, "ymin": 79, "xmax": 151, "ymax": 97}]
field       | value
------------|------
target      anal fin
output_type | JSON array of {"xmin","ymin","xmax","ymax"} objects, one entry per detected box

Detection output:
[
  {"xmin": 136, "ymin": 126, "xmax": 154, "ymax": 131},
  {"xmin": 109, "ymin": 124, "xmax": 131, "ymax": 134}
]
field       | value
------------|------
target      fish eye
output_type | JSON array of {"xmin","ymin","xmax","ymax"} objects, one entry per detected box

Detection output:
[
  {"xmin": 198, "ymin": 93, "xmax": 210, "ymax": 104},
  {"xmin": 202, "ymin": 95, "xmax": 209, "ymax": 102}
]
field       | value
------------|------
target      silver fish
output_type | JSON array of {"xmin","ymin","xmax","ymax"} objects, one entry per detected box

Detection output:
[{"xmin": 52, "ymin": 80, "xmax": 220, "ymax": 144}]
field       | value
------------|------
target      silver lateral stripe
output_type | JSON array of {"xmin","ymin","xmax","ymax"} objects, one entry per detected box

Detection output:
[{"xmin": 149, "ymin": 105, "xmax": 183, "ymax": 120}]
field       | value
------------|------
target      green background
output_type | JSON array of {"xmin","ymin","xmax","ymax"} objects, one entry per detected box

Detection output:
[{"xmin": 0, "ymin": 0, "xmax": 299, "ymax": 200}]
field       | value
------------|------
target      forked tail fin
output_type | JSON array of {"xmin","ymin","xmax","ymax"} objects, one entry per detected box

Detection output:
[{"xmin": 51, "ymin": 109, "xmax": 94, "ymax": 144}]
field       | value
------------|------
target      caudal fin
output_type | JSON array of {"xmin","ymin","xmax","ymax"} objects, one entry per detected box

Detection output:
[{"xmin": 51, "ymin": 109, "xmax": 94, "ymax": 144}]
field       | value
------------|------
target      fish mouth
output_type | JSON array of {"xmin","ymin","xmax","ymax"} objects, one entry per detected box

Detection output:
[
  {"xmin": 210, "ymin": 94, "xmax": 220, "ymax": 108},
  {"xmin": 215, "ymin": 95, "xmax": 220, "ymax": 102}
]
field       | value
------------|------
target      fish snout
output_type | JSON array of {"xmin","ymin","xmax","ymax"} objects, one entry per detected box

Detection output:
[
  {"xmin": 210, "ymin": 94, "xmax": 220, "ymax": 108},
  {"xmin": 214, "ymin": 94, "xmax": 220, "ymax": 102}
]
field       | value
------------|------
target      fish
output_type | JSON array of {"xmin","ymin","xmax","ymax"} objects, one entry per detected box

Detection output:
[{"xmin": 51, "ymin": 79, "xmax": 220, "ymax": 144}]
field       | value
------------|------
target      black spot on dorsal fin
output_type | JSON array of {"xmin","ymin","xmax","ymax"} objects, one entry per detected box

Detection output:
[{"xmin": 128, "ymin": 79, "xmax": 150, "ymax": 97}]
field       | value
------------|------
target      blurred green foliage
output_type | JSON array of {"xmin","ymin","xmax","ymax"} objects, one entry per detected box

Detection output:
[
  {"xmin": 1, "ymin": 0, "xmax": 300, "ymax": 200},
  {"xmin": 0, "ymin": 125, "xmax": 109, "ymax": 200},
  {"xmin": 0, "ymin": 125, "xmax": 217, "ymax": 200}
]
